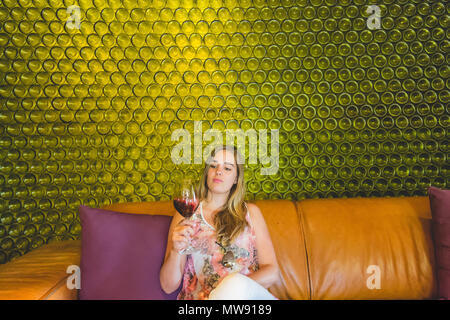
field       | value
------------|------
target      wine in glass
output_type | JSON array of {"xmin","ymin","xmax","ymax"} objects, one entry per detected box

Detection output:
[{"xmin": 173, "ymin": 178, "xmax": 199, "ymax": 254}]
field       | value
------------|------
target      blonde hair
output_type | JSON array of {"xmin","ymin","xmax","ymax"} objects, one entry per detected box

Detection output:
[{"xmin": 198, "ymin": 145, "xmax": 248, "ymax": 247}]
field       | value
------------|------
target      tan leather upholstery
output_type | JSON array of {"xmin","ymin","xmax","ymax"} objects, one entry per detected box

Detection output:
[
  {"xmin": 0, "ymin": 196, "xmax": 437, "ymax": 299},
  {"xmin": 298, "ymin": 196, "xmax": 436, "ymax": 299},
  {"xmin": 0, "ymin": 240, "xmax": 80, "ymax": 300},
  {"xmin": 102, "ymin": 200, "xmax": 176, "ymax": 216}
]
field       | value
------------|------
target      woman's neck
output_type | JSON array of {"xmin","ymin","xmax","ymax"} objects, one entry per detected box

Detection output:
[{"xmin": 204, "ymin": 192, "xmax": 229, "ymax": 211}]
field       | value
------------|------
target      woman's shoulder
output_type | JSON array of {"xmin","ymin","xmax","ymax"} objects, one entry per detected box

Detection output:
[
  {"xmin": 244, "ymin": 202, "xmax": 263, "ymax": 229},
  {"xmin": 245, "ymin": 202, "xmax": 262, "ymax": 216}
]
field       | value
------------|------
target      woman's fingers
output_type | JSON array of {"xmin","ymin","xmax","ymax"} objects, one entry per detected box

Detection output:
[
  {"xmin": 173, "ymin": 232, "xmax": 189, "ymax": 243},
  {"xmin": 172, "ymin": 235, "xmax": 188, "ymax": 251},
  {"xmin": 172, "ymin": 224, "xmax": 195, "ymax": 252},
  {"xmin": 177, "ymin": 219, "xmax": 195, "ymax": 229},
  {"xmin": 174, "ymin": 224, "xmax": 195, "ymax": 237}
]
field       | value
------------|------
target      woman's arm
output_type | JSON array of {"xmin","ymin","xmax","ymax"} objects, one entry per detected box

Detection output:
[
  {"xmin": 159, "ymin": 211, "xmax": 188, "ymax": 294},
  {"xmin": 246, "ymin": 203, "xmax": 280, "ymax": 289}
]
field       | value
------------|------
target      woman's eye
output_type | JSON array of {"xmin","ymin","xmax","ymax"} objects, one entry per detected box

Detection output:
[
  {"xmin": 225, "ymin": 167, "xmax": 232, "ymax": 171},
  {"xmin": 210, "ymin": 165, "xmax": 216, "ymax": 168}
]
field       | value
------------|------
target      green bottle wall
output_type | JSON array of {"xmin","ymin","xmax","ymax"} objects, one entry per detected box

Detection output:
[{"xmin": 0, "ymin": 0, "xmax": 449, "ymax": 264}]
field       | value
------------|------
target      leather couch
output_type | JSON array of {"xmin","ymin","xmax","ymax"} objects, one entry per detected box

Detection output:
[{"xmin": 0, "ymin": 196, "xmax": 437, "ymax": 299}]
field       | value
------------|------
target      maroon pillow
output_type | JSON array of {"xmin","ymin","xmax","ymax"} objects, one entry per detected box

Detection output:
[
  {"xmin": 78, "ymin": 205, "xmax": 181, "ymax": 300},
  {"xmin": 428, "ymin": 186, "xmax": 450, "ymax": 300}
]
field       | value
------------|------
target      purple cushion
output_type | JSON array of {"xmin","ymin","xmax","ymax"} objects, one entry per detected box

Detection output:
[
  {"xmin": 78, "ymin": 205, "xmax": 181, "ymax": 300},
  {"xmin": 428, "ymin": 186, "xmax": 450, "ymax": 300}
]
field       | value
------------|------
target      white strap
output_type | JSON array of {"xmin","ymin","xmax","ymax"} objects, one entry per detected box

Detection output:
[{"xmin": 200, "ymin": 201, "xmax": 215, "ymax": 230}]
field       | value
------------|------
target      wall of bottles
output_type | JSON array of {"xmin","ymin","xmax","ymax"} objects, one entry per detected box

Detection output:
[{"xmin": 0, "ymin": 0, "xmax": 448, "ymax": 264}]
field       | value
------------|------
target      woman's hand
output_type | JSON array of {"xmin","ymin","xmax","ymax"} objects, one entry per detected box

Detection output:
[{"xmin": 171, "ymin": 220, "xmax": 195, "ymax": 254}]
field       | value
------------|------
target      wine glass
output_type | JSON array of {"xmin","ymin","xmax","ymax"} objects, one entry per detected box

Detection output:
[{"xmin": 173, "ymin": 178, "xmax": 200, "ymax": 254}]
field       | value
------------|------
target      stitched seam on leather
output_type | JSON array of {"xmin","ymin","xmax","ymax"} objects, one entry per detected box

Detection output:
[
  {"xmin": 40, "ymin": 274, "xmax": 71, "ymax": 300},
  {"xmin": 293, "ymin": 200, "xmax": 312, "ymax": 300}
]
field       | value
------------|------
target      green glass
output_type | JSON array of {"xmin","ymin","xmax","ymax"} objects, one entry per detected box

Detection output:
[{"xmin": 0, "ymin": 0, "xmax": 448, "ymax": 264}]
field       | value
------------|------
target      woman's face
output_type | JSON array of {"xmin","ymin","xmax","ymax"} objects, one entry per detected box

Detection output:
[{"xmin": 206, "ymin": 149, "xmax": 238, "ymax": 195}]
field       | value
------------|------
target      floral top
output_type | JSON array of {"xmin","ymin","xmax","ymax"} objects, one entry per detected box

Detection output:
[{"xmin": 177, "ymin": 201, "xmax": 259, "ymax": 300}]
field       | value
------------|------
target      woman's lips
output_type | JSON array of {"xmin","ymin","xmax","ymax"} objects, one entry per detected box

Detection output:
[{"xmin": 213, "ymin": 178, "xmax": 223, "ymax": 183}]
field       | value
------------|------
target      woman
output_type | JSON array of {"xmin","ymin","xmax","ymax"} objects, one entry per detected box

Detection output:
[{"xmin": 160, "ymin": 145, "xmax": 280, "ymax": 300}]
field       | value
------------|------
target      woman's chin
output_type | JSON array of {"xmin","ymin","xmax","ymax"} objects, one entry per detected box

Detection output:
[{"xmin": 207, "ymin": 185, "xmax": 231, "ymax": 195}]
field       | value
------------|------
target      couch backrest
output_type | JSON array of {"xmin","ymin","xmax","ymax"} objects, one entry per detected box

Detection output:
[
  {"xmin": 297, "ymin": 196, "xmax": 437, "ymax": 299},
  {"xmin": 103, "ymin": 196, "xmax": 437, "ymax": 300}
]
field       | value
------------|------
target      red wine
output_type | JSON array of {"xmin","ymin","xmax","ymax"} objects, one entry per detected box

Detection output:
[{"xmin": 173, "ymin": 198, "xmax": 199, "ymax": 218}]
